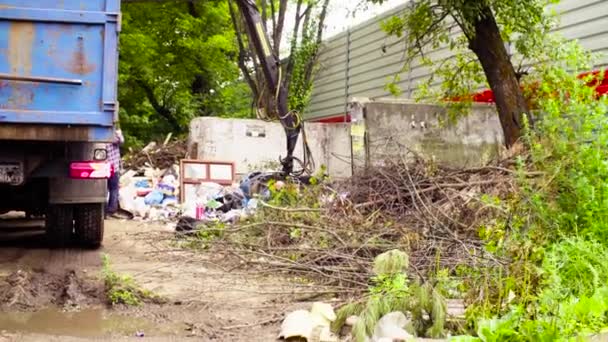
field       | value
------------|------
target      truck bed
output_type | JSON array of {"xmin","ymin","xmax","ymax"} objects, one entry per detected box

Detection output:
[{"xmin": 0, "ymin": 0, "xmax": 120, "ymax": 142}]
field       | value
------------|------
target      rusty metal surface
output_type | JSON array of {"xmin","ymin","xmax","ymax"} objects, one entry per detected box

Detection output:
[
  {"xmin": 0, "ymin": 1, "xmax": 119, "ymax": 135},
  {"xmin": 0, "ymin": 123, "xmax": 90, "ymax": 141}
]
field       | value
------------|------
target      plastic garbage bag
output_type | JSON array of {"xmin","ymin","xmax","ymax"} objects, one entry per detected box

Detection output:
[
  {"xmin": 205, "ymin": 199, "xmax": 222, "ymax": 210},
  {"xmin": 196, "ymin": 182, "xmax": 223, "ymax": 201},
  {"xmin": 220, "ymin": 209, "xmax": 243, "ymax": 223},
  {"xmin": 247, "ymin": 198, "xmax": 259, "ymax": 210},
  {"xmin": 119, "ymin": 170, "xmax": 136, "ymax": 187},
  {"xmin": 144, "ymin": 190, "xmax": 164, "ymax": 206},
  {"xmin": 162, "ymin": 196, "xmax": 178, "ymax": 207},
  {"xmin": 135, "ymin": 179, "xmax": 151, "ymax": 188},
  {"xmin": 157, "ymin": 183, "xmax": 175, "ymax": 197},
  {"xmin": 310, "ymin": 302, "xmax": 337, "ymax": 327},
  {"xmin": 161, "ymin": 174, "xmax": 178, "ymax": 188},
  {"xmin": 133, "ymin": 197, "xmax": 149, "ymax": 218},
  {"xmin": 279, "ymin": 310, "xmax": 313, "ymax": 340},
  {"xmin": 217, "ymin": 187, "xmax": 245, "ymax": 212},
  {"xmin": 278, "ymin": 303, "xmax": 338, "ymax": 342},
  {"xmin": 118, "ymin": 184, "xmax": 137, "ymax": 214},
  {"xmin": 371, "ymin": 312, "xmax": 413, "ymax": 342},
  {"xmin": 239, "ymin": 171, "xmax": 273, "ymax": 199}
]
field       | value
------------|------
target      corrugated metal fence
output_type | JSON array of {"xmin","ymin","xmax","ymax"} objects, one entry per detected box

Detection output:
[{"xmin": 306, "ymin": 0, "xmax": 608, "ymax": 121}]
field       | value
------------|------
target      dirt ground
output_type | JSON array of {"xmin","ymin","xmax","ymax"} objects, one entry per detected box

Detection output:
[{"xmin": 0, "ymin": 216, "xmax": 318, "ymax": 341}]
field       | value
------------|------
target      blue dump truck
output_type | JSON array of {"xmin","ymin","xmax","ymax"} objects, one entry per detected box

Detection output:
[{"xmin": 0, "ymin": 1, "xmax": 121, "ymax": 248}]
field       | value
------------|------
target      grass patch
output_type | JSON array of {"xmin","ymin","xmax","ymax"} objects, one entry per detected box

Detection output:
[{"xmin": 101, "ymin": 254, "xmax": 163, "ymax": 306}]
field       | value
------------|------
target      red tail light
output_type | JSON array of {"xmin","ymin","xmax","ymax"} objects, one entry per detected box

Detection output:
[{"xmin": 69, "ymin": 162, "xmax": 113, "ymax": 179}]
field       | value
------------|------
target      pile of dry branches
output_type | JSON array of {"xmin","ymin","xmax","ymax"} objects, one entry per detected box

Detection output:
[
  {"xmin": 183, "ymin": 156, "xmax": 517, "ymax": 293},
  {"xmin": 123, "ymin": 138, "xmax": 187, "ymax": 171}
]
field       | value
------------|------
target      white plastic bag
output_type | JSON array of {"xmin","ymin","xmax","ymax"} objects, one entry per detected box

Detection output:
[{"xmin": 118, "ymin": 183, "xmax": 137, "ymax": 214}]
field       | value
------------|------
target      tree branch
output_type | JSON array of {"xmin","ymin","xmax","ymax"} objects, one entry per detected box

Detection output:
[
  {"xmin": 136, "ymin": 80, "xmax": 182, "ymax": 132},
  {"xmin": 270, "ymin": 0, "xmax": 278, "ymax": 48},
  {"xmin": 186, "ymin": 0, "xmax": 199, "ymax": 18},
  {"xmin": 301, "ymin": 4, "xmax": 312, "ymax": 41},
  {"xmin": 302, "ymin": 0, "xmax": 330, "ymax": 86},
  {"xmin": 228, "ymin": 0, "xmax": 259, "ymax": 101},
  {"xmin": 273, "ymin": 0, "xmax": 288, "ymax": 56},
  {"xmin": 284, "ymin": 0, "xmax": 304, "ymax": 93},
  {"xmin": 261, "ymin": 0, "xmax": 268, "ymax": 31},
  {"xmin": 315, "ymin": 0, "xmax": 330, "ymax": 45}
]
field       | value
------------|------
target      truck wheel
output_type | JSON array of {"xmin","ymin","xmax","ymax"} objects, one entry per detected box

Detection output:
[
  {"xmin": 46, "ymin": 205, "xmax": 74, "ymax": 248},
  {"xmin": 74, "ymin": 204, "xmax": 104, "ymax": 249}
]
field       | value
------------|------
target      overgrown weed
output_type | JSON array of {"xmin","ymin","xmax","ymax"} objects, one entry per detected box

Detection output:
[{"xmin": 102, "ymin": 254, "xmax": 162, "ymax": 306}]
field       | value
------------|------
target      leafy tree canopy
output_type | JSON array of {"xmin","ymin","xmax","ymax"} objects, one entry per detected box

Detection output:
[{"xmin": 119, "ymin": 0, "xmax": 252, "ymax": 148}]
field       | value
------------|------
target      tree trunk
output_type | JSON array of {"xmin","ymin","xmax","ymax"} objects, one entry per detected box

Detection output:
[
  {"xmin": 261, "ymin": 0, "xmax": 268, "ymax": 31},
  {"xmin": 273, "ymin": 0, "xmax": 288, "ymax": 56},
  {"xmin": 187, "ymin": 0, "xmax": 198, "ymax": 18},
  {"xmin": 467, "ymin": 5, "xmax": 528, "ymax": 148},
  {"xmin": 284, "ymin": 0, "xmax": 304, "ymax": 92},
  {"xmin": 136, "ymin": 80, "xmax": 182, "ymax": 133},
  {"xmin": 228, "ymin": 1, "xmax": 259, "ymax": 101}
]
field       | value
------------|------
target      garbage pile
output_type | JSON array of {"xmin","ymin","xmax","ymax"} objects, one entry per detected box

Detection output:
[
  {"xmin": 177, "ymin": 172, "xmax": 286, "ymax": 229},
  {"xmin": 119, "ymin": 167, "xmax": 182, "ymax": 221},
  {"xmin": 118, "ymin": 156, "xmax": 287, "ymax": 223},
  {"xmin": 118, "ymin": 138, "xmax": 186, "ymax": 221}
]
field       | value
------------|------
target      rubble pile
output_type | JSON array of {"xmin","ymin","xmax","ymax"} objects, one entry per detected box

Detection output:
[{"xmin": 122, "ymin": 139, "xmax": 187, "ymax": 172}]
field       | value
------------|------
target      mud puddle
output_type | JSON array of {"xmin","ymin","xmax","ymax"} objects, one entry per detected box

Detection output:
[{"xmin": 0, "ymin": 308, "xmax": 184, "ymax": 338}]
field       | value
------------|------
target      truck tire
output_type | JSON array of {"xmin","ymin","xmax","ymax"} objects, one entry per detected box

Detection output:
[
  {"xmin": 46, "ymin": 204, "xmax": 74, "ymax": 248},
  {"xmin": 74, "ymin": 204, "xmax": 104, "ymax": 249}
]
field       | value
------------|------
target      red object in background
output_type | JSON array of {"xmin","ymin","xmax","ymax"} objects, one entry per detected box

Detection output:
[
  {"xmin": 310, "ymin": 70, "xmax": 606, "ymax": 124},
  {"xmin": 471, "ymin": 89, "xmax": 495, "ymax": 103},
  {"xmin": 312, "ymin": 115, "xmax": 352, "ymax": 123},
  {"xmin": 463, "ymin": 69, "xmax": 608, "ymax": 103},
  {"xmin": 69, "ymin": 162, "xmax": 113, "ymax": 179}
]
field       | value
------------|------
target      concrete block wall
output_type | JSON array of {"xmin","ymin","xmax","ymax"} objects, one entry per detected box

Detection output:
[
  {"xmin": 188, "ymin": 117, "xmax": 353, "ymax": 179},
  {"xmin": 188, "ymin": 101, "xmax": 503, "ymax": 179},
  {"xmin": 349, "ymin": 99, "xmax": 503, "ymax": 169}
]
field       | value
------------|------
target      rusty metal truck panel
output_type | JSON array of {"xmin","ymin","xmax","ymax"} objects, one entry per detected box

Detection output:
[{"xmin": 0, "ymin": 0, "xmax": 119, "ymax": 141}]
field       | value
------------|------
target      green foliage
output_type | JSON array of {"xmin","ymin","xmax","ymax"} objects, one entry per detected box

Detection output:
[
  {"xmin": 268, "ymin": 180, "xmax": 302, "ymax": 207},
  {"xmin": 453, "ymin": 25, "xmax": 608, "ymax": 340},
  {"xmin": 184, "ymin": 221, "xmax": 227, "ymax": 250},
  {"xmin": 119, "ymin": 1, "xmax": 252, "ymax": 147},
  {"xmin": 287, "ymin": 16, "xmax": 322, "ymax": 115},
  {"xmin": 466, "ymin": 285, "xmax": 608, "ymax": 341},
  {"xmin": 102, "ymin": 254, "xmax": 160, "ymax": 306},
  {"xmin": 373, "ymin": 249, "xmax": 409, "ymax": 276},
  {"xmin": 433, "ymin": 268, "xmax": 464, "ymax": 299},
  {"xmin": 542, "ymin": 238, "xmax": 608, "ymax": 299},
  {"xmin": 372, "ymin": 0, "xmax": 571, "ymax": 124},
  {"xmin": 333, "ymin": 250, "xmax": 447, "ymax": 340}
]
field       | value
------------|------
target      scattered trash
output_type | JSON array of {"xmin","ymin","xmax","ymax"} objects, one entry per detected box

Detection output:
[
  {"xmin": 144, "ymin": 190, "xmax": 164, "ymax": 206},
  {"xmin": 120, "ymin": 141, "xmax": 283, "ymax": 224},
  {"xmin": 279, "ymin": 302, "xmax": 338, "ymax": 342},
  {"xmin": 371, "ymin": 312, "xmax": 413, "ymax": 342},
  {"xmin": 135, "ymin": 331, "xmax": 145, "ymax": 337}
]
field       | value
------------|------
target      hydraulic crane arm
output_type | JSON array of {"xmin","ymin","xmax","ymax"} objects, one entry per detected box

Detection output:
[{"xmin": 234, "ymin": 0, "xmax": 301, "ymax": 175}]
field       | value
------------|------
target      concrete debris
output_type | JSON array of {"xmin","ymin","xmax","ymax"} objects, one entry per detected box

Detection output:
[{"xmin": 279, "ymin": 302, "xmax": 338, "ymax": 342}]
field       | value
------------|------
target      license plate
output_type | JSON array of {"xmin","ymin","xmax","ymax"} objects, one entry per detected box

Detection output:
[{"xmin": 0, "ymin": 163, "xmax": 24, "ymax": 185}]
